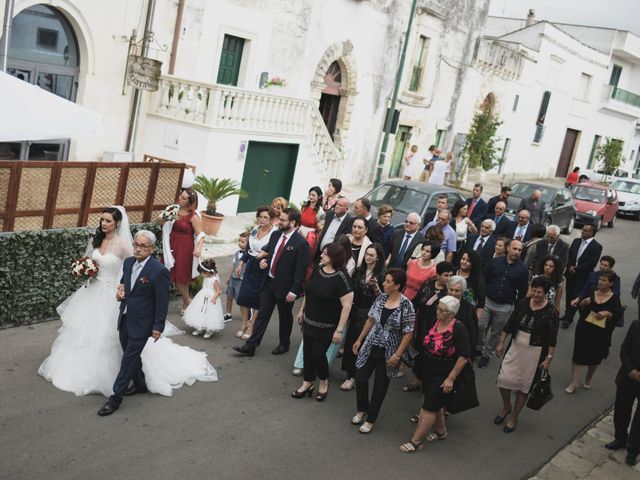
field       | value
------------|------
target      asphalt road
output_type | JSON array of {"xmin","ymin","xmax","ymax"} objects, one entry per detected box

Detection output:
[{"xmin": 1, "ymin": 217, "xmax": 638, "ymax": 480}]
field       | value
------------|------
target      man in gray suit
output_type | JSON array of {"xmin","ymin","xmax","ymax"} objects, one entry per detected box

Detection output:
[
  {"xmin": 518, "ymin": 189, "xmax": 546, "ymax": 224},
  {"xmin": 530, "ymin": 225, "xmax": 569, "ymax": 273}
]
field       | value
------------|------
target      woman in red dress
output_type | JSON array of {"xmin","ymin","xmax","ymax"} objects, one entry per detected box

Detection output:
[
  {"xmin": 158, "ymin": 189, "xmax": 204, "ymax": 313},
  {"xmin": 300, "ymin": 186, "xmax": 325, "ymax": 280}
]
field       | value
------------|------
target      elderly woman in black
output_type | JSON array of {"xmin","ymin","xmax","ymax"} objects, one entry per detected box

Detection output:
[
  {"xmin": 293, "ymin": 242, "xmax": 353, "ymax": 401},
  {"xmin": 352, "ymin": 268, "xmax": 415, "ymax": 434},
  {"xmin": 400, "ymin": 295, "xmax": 470, "ymax": 452},
  {"xmin": 495, "ymin": 276, "xmax": 559, "ymax": 433},
  {"xmin": 340, "ymin": 243, "xmax": 385, "ymax": 391},
  {"xmin": 447, "ymin": 276, "xmax": 478, "ymax": 358}
]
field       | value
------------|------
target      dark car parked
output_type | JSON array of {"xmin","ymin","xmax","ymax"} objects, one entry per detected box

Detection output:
[
  {"xmin": 362, "ymin": 180, "xmax": 465, "ymax": 228},
  {"xmin": 506, "ymin": 181, "xmax": 576, "ymax": 234}
]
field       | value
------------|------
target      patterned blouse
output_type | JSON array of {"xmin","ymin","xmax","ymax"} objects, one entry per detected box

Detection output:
[
  {"xmin": 356, "ymin": 293, "xmax": 415, "ymax": 379},
  {"xmin": 424, "ymin": 320, "xmax": 456, "ymax": 357}
]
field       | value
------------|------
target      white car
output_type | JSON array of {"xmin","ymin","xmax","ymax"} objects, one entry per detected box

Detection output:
[
  {"xmin": 610, "ymin": 179, "xmax": 640, "ymax": 220},
  {"xmin": 582, "ymin": 168, "xmax": 633, "ymax": 183}
]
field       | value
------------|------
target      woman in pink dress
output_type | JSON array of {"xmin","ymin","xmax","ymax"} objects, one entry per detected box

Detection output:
[
  {"xmin": 300, "ymin": 186, "xmax": 325, "ymax": 280},
  {"xmin": 403, "ymin": 241, "xmax": 440, "ymax": 301}
]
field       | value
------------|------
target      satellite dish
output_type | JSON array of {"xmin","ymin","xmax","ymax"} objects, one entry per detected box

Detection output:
[{"xmin": 182, "ymin": 168, "xmax": 195, "ymax": 189}]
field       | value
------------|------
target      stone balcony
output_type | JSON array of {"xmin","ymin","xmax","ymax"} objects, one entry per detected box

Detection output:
[{"xmin": 147, "ymin": 76, "xmax": 342, "ymax": 175}]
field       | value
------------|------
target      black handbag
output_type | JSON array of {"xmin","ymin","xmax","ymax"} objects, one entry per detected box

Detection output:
[
  {"xmin": 447, "ymin": 364, "xmax": 480, "ymax": 414},
  {"xmin": 527, "ymin": 369, "xmax": 553, "ymax": 410}
]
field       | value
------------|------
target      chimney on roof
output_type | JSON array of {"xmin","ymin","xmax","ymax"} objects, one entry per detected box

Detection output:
[{"xmin": 526, "ymin": 9, "xmax": 535, "ymax": 26}]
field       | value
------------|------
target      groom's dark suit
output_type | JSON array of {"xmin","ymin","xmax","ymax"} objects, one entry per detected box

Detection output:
[{"xmin": 108, "ymin": 255, "xmax": 170, "ymax": 408}]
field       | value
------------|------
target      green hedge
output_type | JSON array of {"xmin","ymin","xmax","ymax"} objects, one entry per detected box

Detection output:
[{"xmin": 0, "ymin": 223, "xmax": 162, "ymax": 328}]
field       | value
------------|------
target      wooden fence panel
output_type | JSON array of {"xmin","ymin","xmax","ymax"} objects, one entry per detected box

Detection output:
[{"xmin": 0, "ymin": 159, "xmax": 188, "ymax": 232}]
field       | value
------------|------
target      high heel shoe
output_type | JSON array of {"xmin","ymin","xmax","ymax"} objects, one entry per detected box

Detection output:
[
  {"xmin": 291, "ymin": 385, "xmax": 314, "ymax": 399},
  {"xmin": 316, "ymin": 386, "xmax": 329, "ymax": 402}
]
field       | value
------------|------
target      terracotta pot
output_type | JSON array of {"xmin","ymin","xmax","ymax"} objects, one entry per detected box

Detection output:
[{"xmin": 201, "ymin": 212, "xmax": 224, "ymax": 236}]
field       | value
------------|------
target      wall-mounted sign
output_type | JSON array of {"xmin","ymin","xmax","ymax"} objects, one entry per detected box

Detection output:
[
  {"xmin": 238, "ymin": 140, "xmax": 248, "ymax": 162},
  {"xmin": 126, "ymin": 55, "xmax": 162, "ymax": 92}
]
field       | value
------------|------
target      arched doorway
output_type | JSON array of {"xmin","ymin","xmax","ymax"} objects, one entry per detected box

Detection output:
[
  {"xmin": 310, "ymin": 41, "xmax": 358, "ymax": 151},
  {"xmin": 319, "ymin": 61, "xmax": 341, "ymax": 140},
  {"xmin": 1, "ymin": 4, "xmax": 80, "ymax": 161}
]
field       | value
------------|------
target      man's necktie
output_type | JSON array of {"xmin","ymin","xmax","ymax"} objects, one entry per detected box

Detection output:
[
  {"xmin": 270, "ymin": 235, "xmax": 288, "ymax": 276},
  {"xmin": 476, "ymin": 237, "xmax": 485, "ymax": 251},
  {"xmin": 395, "ymin": 234, "xmax": 411, "ymax": 267},
  {"xmin": 467, "ymin": 200, "xmax": 476, "ymax": 218}
]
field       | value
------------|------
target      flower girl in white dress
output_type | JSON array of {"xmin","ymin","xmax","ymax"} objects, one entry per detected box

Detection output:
[{"xmin": 184, "ymin": 259, "xmax": 225, "ymax": 338}]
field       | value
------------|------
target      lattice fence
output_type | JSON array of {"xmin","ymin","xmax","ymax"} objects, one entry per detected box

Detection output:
[{"xmin": 0, "ymin": 159, "xmax": 187, "ymax": 232}]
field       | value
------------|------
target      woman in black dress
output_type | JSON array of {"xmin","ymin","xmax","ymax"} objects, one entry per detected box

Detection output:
[
  {"xmin": 292, "ymin": 243, "xmax": 353, "ymax": 401},
  {"xmin": 457, "ymin": 250, "xmax": 486, "ymax": 323},
  {"xmin": 400, "ymin": 295, "xmax": 470, "ymax": 453},
  {"xmin": 340, "ymin": 243, "xmax": 385, "ymax": 391},
  {"xmin": 566, "ymin": 270, "xmax": 621, "ymax": 394}
]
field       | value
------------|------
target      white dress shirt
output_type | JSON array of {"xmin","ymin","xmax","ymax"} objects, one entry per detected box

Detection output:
[{"xmin": 320, "ymin": 214, "xmax": 346, "ymax": 249}]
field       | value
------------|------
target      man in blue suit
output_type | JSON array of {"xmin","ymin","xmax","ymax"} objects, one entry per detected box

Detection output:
[
  {"xmin": 466, "ymin": 183, "xmax": 488, "ymax": 228},
  {"xmin": 98, "ymin": 230, "xmax": 170, "ymax": 416}
]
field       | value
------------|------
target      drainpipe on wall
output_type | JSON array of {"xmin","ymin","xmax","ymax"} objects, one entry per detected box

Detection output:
[
  {"xmin": 0, "ymin": 0, "xmax": 15, "ymax": 72},
  {"xmin": 168, "ymin": 0, "xmax": 185, "ymax": 75},
  {"xmin": 373, "ymin": 0, "xmax": 419, "ymax": 187},
  {"xmin": 126, "ymin": 0, "xmax": 156, "ymax": 156}
]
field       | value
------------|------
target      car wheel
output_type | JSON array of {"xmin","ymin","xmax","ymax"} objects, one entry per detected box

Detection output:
[
  {"xmin": 635, "ymin": 211, "xmax": 640, "ymax": 221},
  {"xmin": 562, "ymin": 216, "xmax": 575, "ymax": 235},
  {"xmin": 595, "ymin": 216, "xmax": 602, "ymax": 231},
  {"xmin": 607, "ymin": 215, "xmax": 615, "ymax": 228}
]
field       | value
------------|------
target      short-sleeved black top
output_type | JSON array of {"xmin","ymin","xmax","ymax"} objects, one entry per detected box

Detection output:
[{"xmin": 303, "ymin": 267, "xmax": 353, "ymax": 339}]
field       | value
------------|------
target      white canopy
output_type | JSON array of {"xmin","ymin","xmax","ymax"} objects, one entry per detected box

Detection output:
[{"xmin": 0, "ymin": 71, "xmax": 102, "ymax": 141}]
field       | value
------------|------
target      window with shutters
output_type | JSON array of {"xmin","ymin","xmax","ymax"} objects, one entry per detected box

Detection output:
[
  {"xmin": 408, "ymin": 35, "xmax": 429, "ymax": 92},
  {"xmin": 533, "ymin": 91, "xmax": 551, "ymax": 143},
  {"xmin": 609, "ymin": 64, "xmax": 622, "ymax": 87},
  {"xmin": 578, "ymin": 73, "xmax": 592, "ymax": 101}
]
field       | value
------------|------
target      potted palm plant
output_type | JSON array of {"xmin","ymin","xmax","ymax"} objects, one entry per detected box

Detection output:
[{"xmin": 192, "ymin": 175, "xmax": 249, "ymax": 235}]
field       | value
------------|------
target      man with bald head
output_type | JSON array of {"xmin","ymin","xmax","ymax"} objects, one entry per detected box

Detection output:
[
  {"xmin": 508, "ymin": 209, "xmax": 533, "ymax": 243},
  {"xmin": 318, "ymin": 196, "xmax": 352, "ymax": 251},
  {"xmin": 488, "ymin": 200, "xmax": 513, "ymax": 238},
  {"xmin": 388, "ymin": 212, "xmax": 425, "ymax": 269},
  {"xmin": 519, "ymin": 189, "xmax": 546, "ymax": 224},
  {"xmin": 421, "ymin": 208, "xmax": 457, "ymax": 263}
]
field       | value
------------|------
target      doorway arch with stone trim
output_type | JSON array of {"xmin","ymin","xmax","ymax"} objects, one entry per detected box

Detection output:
[{"xmin": 310, "ymin": 40, "xmax": 358, "ymax": 149}]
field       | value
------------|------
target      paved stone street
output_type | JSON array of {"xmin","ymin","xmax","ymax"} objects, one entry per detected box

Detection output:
[
  {"xmin": 1, "ymin": 213, "xmax": 638, "ymax": 480},
  {"xmin": 530, "ymin": 410, "xmax": 640, "ymax": 479}
]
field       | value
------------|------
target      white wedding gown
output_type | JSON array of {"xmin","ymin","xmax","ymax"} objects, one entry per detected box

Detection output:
[{"xmin": 38, "ymin": 250, "xmax": 218, "ymax": 397}]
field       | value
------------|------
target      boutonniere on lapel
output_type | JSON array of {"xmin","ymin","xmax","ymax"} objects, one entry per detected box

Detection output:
[
  {"xmin": 286, "ymin": 246, "xmax": 294, "ymax": 251},
  {"xmin": 139, "ymin": 276, "xmax": 150, "ymax": 284}
]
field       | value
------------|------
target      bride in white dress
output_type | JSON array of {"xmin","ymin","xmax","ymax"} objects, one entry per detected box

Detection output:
[{"xmin": 38, "ymin": 206, "xmax": 217, "ymax": 397}]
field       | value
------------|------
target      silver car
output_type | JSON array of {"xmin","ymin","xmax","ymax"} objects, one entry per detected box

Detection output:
[
  {"xmin": 610, "ymin": 179, "xmax": 640, "ymax": 220},
  {"xmin": 362, "ymin": 180, "xmax": 465, "ymax": 227}
]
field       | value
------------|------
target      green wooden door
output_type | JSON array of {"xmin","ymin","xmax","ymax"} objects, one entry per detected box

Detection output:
[
  {"xmin": 217, "ymin": 35, "xmax": 245, "ymax": 86},
  {"xmin": 389, "ymin": 125, "xmax": 411, "ymax": 178},
  {"xmin": 237, "ymin": 142, "xmax": 299, "ymax": 212}
]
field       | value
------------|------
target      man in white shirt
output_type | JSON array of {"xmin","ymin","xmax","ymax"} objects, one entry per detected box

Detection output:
[
  {"xmin": 318, "ymin": 197, "xmax": 351, "ymax": 251},
  {"xmin": 510, "ymin": 210, "xmax": 532, "ymax": 243}
]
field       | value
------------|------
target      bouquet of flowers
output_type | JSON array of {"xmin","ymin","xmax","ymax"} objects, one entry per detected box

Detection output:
[
  {"xmin": 162, "ymin": 203, "xmax": 180, "ymax": 222},
  {"xmin": 264, "ymin": 76, "xmax": 287, "ymax": 88},
  {"xmin": 71, "ymin": 256, "xmax": 99, "ymax": 282}
]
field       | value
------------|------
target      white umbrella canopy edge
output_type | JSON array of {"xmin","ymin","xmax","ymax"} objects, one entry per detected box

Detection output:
[{"xmin": 0, "ymin": 71, "xmax": 103, "ymax": 142}]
